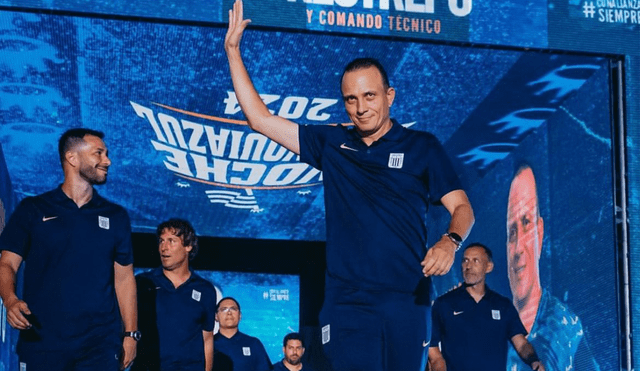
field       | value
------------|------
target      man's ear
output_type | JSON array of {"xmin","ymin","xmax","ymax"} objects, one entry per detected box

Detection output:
[
  {"xmin": 486, "ymin": 261, "xmax": 494, "ymax": 274},
  {"xmin": 65, "ymin": 150, "xmax": 78, "ymax": 168},
  {"xmin": 386, "ymin": 87, "xmax": 396, "ymax": 107},
  {"xmin": 536, "ymin": 215, "xmax": 544, "ymax": 257}
]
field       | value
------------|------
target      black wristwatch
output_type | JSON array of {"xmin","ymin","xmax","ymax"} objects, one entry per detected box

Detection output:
[
  {"xmin": 124, "ymin": 331, "xmax": 142, "ymax": 341},
  {"xmin": 444, "ymin": 232, "xmax": 463, "ymax": 251}
]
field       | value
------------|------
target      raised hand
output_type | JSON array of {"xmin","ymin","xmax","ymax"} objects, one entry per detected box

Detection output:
[{"xmin": 225, "ymin": 0, "xmax": 251, "ymax": 52}]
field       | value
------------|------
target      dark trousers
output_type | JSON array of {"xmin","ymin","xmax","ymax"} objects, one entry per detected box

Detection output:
[{"xmin": 319, "ymin": 286, "xmax": 430, "ymax": 371}]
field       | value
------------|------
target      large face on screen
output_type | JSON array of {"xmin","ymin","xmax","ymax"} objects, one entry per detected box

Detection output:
[
  {"xmin": 507, "ymin": 167, "xmax": 544, "ymax": 306},
  {"xmin": 341, "ymin": 66, "xmax": 395, "ymax": 142}
]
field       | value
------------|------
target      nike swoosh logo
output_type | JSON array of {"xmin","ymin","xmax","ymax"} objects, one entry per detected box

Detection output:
[
  {"xmin": 42, "ymin": 216, "xmax": 58, "ymax": 222},
  {"xmin": 453, "ymin": 311, "xmax": 464, "ymax": 315},
  {"xmin": 340, "ymin": 143, "xmax": 358, "ymax": 152},
  {"xmin": 422, "ymin": 340, "xmax": 430, "ymax": 347}
]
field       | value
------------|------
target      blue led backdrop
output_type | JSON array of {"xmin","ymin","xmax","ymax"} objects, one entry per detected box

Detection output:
[{"xmin": 0, "ymin": 5, "xmax": 624, "ymax": 371}]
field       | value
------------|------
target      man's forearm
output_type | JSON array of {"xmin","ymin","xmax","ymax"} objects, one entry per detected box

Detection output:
[
  {"xmin": 517, "ymin": 341, "xmax": 541, "ymax": 368},
  {"xmin": 448, "ymin": 202, "xmax": 474, "ymax": 240},
  {"xmin": 114, "ymin": 264, "xmax": 137, "ymax": 331},
  {"xmin": 203, "ymin": 330, "xmax": 214, "ymax": 371},
  {"xmin": 226, "ymin": 48, "xmax": 272, "ymax": 129},
  {"xmin": 428, "ymin": 347, "xmax": 447, "ymax": 371},
  {"xmin": 0, "ymin": 262, "xmax": 18, "ymax": 306},
  {"xmin": 224, "ymin": 0, "xmax": 301, "ymax": 154}
]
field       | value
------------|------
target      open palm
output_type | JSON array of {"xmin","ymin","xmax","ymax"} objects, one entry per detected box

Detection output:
[{"xmin": 225, "ymin": 0, "xmax": 251, "ymax": 51}]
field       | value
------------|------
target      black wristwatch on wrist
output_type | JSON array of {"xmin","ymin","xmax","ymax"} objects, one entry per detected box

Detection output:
[
  {"xmin": 444, "ymin": 232, "xmax": 463, "ymax": 251},
  {"xmin": 124, "ymin": 331, "xmax": 142, "ymax": 341}
]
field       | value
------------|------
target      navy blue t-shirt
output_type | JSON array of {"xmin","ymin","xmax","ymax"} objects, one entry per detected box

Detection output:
[
  {"xmin": 299, "ymin": 121, "xmax": 462, "ymax": 292},
  {"xmin": 213, "ymin": 331, "xmax": 272, "ymax": 371},
  {"xmin": 430, "ymin": 286, "xmax": 527, "ymax": 371},
  {"xmin": 134, "ymin": 268, "xmax": 217, "ymax": 371},
  {"xmin": 0, "ymin": 186, "xmax": 133, "ymax": 352},
  {"xmin": 272, "ymin": 360, "xmax": 314, "ymax": 371}
]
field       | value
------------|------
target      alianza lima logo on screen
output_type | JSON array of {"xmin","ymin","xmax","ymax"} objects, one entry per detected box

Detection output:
[{"xmin": 131, "ymin": 93, "xmax": 337, "ymax": 212}]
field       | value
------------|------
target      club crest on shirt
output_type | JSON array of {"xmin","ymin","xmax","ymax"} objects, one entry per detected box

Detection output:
[
  {"xmin": 322, "ymin": 324, "xmax": 330, "ymax": 344},
  {"xmin": 388, "ymin": 153, "xmax": 404, "ymax": 169},
  {"xmin": 492, "ymin": 309, "xmax": 501, "ymax": 320},
  {"xmin": 192, "ymin": 289, "xmax": 201, "ymax": 301},
  {"xmin": 98, "ymin": 216, "xmax": 110, "ymax": 230},
  {"xmin": 243, "ymin": 347, "xmax": 251, "ymax": 356}
]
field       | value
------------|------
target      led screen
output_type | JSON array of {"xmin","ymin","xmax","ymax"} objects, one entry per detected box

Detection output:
[
  {"xmin": 134, "ymin": 268, "xmax": 300, "ymax": 365},
  {"xmin": 0, "ymin": 7, "xmax": 620, "ymax": 371}
]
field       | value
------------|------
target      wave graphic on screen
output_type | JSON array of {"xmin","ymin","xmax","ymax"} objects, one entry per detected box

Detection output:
[{"xmin": 205, "ymin": 189, "xmax": 262, "ymax": 212}]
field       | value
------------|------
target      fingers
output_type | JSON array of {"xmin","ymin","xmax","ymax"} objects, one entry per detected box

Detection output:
[
  {"xmin": 236, "ymin": 0, "xmax": 243, "ymax": 23},
  {"xmin": 120, "ymin": 339, "xmax": 137, "ymax": 369},
  {"xmin": 421, "ymin": 245, "xmax": 454, "ymax": 277},
  {"xmin": 228, "ymin": 0, "xmax": 251, "ymax": 33},
  {"xmin": 6, "ymin": 301, "xmax": 31, "ymax": 330},
  {"xmin": 225, "ymin": 0, "xmax": 252, "ymax": 50},
  {"xmin": 422, "ymin": 259, "xmax": 450, "ymax": 277}
]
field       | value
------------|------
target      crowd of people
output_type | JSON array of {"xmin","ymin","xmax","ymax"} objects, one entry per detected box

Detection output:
[{"xmin": 0, "ymin": 0, "xmax": 599, "ymax": 370}]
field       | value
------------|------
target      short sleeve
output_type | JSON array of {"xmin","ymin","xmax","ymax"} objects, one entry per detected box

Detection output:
[
  {"xmin": 425, "ymin": 137, "xmax": 462, "ymax": 204},
  {"xmin": 0, "ymin": 198, "xmax": 36, "ymax": 258},
  {"xmin": 114, "ymin": 208, "xmax": 134, "ymax": 266},
  {"xmin": 506, "ymin": 301, "xmax": 527, "ymax": 339},
  {"xmin": 203, "ymin": 282, "xmax": 218, "ymax": 332},
  {"xmin": 255, "ymin": 338, "xmax": 273, "ymax": 371},
  {"xmin": 298, "ymin": 124, "xmax": 335, "ymax": 170}
]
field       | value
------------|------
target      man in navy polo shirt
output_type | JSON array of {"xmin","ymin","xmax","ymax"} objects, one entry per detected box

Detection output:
[
  {"xmin": 224, "ymin": 2, "xmax": 474, "ymax": 370},
  {"xmin": 428, "ymin": 243, "xmax": 545, "ymax": 371},
  {"xmin": 272, "ymin": 333, "xmax": 313, "ymax": 371},
  {"xmin": 133, "ymin": 219, "xmax": 217, "ymax": 371},
  {"xmin": 212, "ymin": 297, "xmax": 272, "ymax": 371},
  {"xmin": 0, "ymin": 128, "xmax": 138, "ymax": 370}
]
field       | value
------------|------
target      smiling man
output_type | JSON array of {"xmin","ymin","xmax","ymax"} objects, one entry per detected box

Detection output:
[
  {"xmin": 0, "ymin": 128, "xmax": 138, "ymax": 370},
  {"xmin": 428, "ymin": 243, "xmax": 544, "ymax": 371},
  {"xmin": 223, "ymin": 2, "xmax": 474, "ymax": 370},
  {"xmin": 134, "ymin": 219, "xmax": 217, "ymax": 371},
  {"xmin": 505, "ymin": 165, "xmax": 601, "ymax": 371}
]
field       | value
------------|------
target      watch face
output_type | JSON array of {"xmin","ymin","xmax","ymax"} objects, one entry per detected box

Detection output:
[
  {"xmin": 448, "ymin": 232, "xmax": 462, "ymax": 243},
  {"xmin": 126, "ymin": 331, "xmax": 142, "ymax": 341}
]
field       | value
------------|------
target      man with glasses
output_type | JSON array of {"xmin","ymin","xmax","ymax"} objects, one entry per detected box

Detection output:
[
  {"xmin": 133, "ymin": 219, "xmax": 217, "ymax": 371},
  {"xmin": 213, "ymin": 297, "xmax": 272, "ymax": 371}
]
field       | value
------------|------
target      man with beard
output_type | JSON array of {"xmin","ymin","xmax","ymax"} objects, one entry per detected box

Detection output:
[
  {"xmin": 272, "ymin": 333, "xmax": 313, "ymax": 371},
  {"xmin": 505, "ymin": 165, "xmax": 600, "ymax": 371},
  {"xmin": 0, "ymin": 128, "xmax": 138, "ymax": 370},
  {"xmin": 428, "ymin": 243, "xmax": 544, "ymax": 371},
  {"xmin": 133, "ymin": 219, "xmax": 217, "ymax": 371}
]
